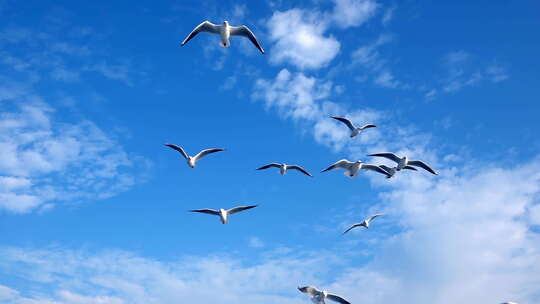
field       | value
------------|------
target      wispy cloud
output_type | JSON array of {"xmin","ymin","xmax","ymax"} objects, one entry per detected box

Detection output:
[
  {"xmin": 0, "ymin": 84, "xmax": 148, "ymax": 214},
  {"xmin": 426, "ymin": 50, "xmax": 510, "ymax": 98},
  {"xmin": 351, "ymin": 34, "xmax": 407, "ymax": 89}
]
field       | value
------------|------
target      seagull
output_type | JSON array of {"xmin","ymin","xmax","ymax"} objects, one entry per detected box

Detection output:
[
  {"xmin": 164, "ymin": 144, "xmax": 224, "ymax": 168},
  {"xmin": 298, "ymin": 286, "xmax": 351, "ymax": 304},
  {"xmin": 181, "ymin": 20, "xmax": 265, "ymax": 54},
  {"xmin": 256, "ymin": 163, "xmax": 313, "ymax": 177},
  {"xmin": 321, "ymin": 159, "xmax": 391, "ymax": 178},
  {"xmin": 331, "ymin": 116, "xmax": 376, "ymax": 138},
  {"xmin": 189, "ymin": 205, "xmax": 257, "ymax": 224},
  {"xmin": 368, "ymin": 152, "xmax": 438, "ymax": 175},
  {"xmin": 343, "ymin": 214, "xmax": 384, "ymax": 234},
  {"xmin": 379, "ymin": 164, "xmax": 417, "ymax": 178}
]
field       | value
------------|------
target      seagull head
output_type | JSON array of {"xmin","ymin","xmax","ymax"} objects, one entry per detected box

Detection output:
[{"xmin": 223, "ymin": 20, "xmax": 229, "ymax": 26}]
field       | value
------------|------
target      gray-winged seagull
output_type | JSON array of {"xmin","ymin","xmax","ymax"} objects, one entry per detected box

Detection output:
[
  {"xmin": 298, "ymin": 286, "xmax": 351, "ymax": 304},
  {"xmin": 189, "ymin": 205, "xmax": 257, "ymax": 224},
  {"xmin": 256, "ymin": 163, "xmax": 313, "ymax": 177},
  {"xmin": 368, "ymin": 152, "xmax": 438, "ymax": 175},
  {"xmin": 343, "ymin": 213, "xmax": 384, "ymax": 234},
  {"xmin": 331, "ymin": 116, "xmax": 376, "ymax": 138},
  {"xmin": 321, "ymin": 159, "xmax": 391, "ymax": 178},
  {"xmin": 164, "ymin": 144, "xmax": 224, "ymax": 168},
  {"xmin": 379, "ymin": 164, "xmax": 417, "ymax": 178},
  {"xmin": 181, "ymin": 20, "xmax": 265, "ymax": 54}
]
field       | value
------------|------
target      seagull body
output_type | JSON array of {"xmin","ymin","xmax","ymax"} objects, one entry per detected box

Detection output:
[
  {"xmin": 368, "ymin": 152, "xmax": 438, "ymax": 175},
  {"xmin": 181, "ymin": 20, "xmax": 265, "ymax": 54},
  {"xmin": 321, "ymin": 159, "xmax": 391, "ymax": 178},
  {"xmin": 331, "ymin": 116, "xmax": 376, "ymax": 138},
  {"xmin": 189, "ymin": 205, "xmax": 257, "ymax": 224},
  {"xmin": 298, "ymin": 286, "xmax": 351, "ymax": 304},
  {"xmin": 379, "ymin": 164, "xmax": 417, "ymax": 178},
  {"xmin": 164, "ymin": 144, "xmax": 224, "ymax": 168},
  {"xmin": 343, "ymin": 214, "xmax": 384, "ymax": 234},
  {"xmin": 256, "ymin": 163, "xmax": 313, "ymax": 177}
]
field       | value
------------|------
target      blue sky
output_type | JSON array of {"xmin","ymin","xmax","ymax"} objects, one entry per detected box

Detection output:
[{"xmin": 1, "ymin": 0, "xmax": 540, "ymax": 303}]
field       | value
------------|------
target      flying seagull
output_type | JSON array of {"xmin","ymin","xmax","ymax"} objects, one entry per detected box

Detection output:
[
  {"xmin": 181, "ymin": 20, "xmax": 265, "ymax": 54},
  {"xmin": 189, "ymin": 205, "xmax": 257, "ymax": 224},
  {"xmin": 379, "ymin": 164, "xmax": 417, "ymax": 179},
  {"xmin": 331, "ymin": 116, "xmax": 376, "ymax": 138},
  {"xmin": 343, "ymin": 213, "xmax": 384, "ymax": 234},
  {"xmin": 368, "ymin": 152, "xmax": 438, "ymax": 175},
  {"xmin": 164, "ymin": 144, "xmax": 224, "ymax": 168},
  {"xmin": 298, "ymin": 286, "xmax": 351, "ymax": 304},
  {"xmin": 321, "ymin": 159, "xmax": 391, "ymax": 178},
  {"xmin": 256, "ymin": 163, "xmax": 313, "ymax": 177}
]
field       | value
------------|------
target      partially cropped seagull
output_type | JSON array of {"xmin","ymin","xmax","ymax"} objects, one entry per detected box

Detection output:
[
  {"xmin": 256, "ymin": 163, "xmax": 313, "ymax": 177},
  {"xmin": 343, "ymin": 214, "xmax": 384, "ymax": 234},
  {"xmin": 321, "ymin": 159, "xmax": 391, "ymax": 178},
  {"xmin": 181, "ymin": 20, "xmax": 265, "ymax": 54},
  {"xmin": 379, "ymin": 164, "xmax": 417, "ymax": 178},
  {"xmin": 298, "ymin": 286, "xmax": 351, "ymax": 304},
  {"xmin": 368, "ymin": 152, "xmax": 438, "ymax": 175},
  {"xmin": 164, "ymin": 144, "xmax": 224, "ymax": 168},
  {"xmin": 189, "ymin": 205, "xmax": 257, "ymax": 224},
  {"xmin": 331, "ymin": 116, "xmax": 376, "ymax": 138}
]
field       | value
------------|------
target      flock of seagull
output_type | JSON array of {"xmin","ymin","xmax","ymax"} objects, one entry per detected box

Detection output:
[{"xmin": 174, "ymin": 19, "xmax": 515, "ymax": 304}]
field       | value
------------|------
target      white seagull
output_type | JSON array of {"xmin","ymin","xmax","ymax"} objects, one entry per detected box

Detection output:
[
  {"xmin": 321, "ymin": 159, "xmax": 391, "ymax": 178},
  {"xmin": 298, "ymin": 286, "xmax": 351, "ymax": 304},
  {"xmin": 164, "ymin": 144, "xmax": 224, "ymax": 168},
  {"xmin": 189, "ymin": 205, "xmax": 257, "ymax": 224},
  {"xmin": 331, "ymin": 116, "xmax": 376, "ymax": 138},
  {"xmin": 181, "ymin": 20, "xmax": 265, "ymax": 54},
  {"xmin": 256, "ymin": 163, "xmax": 313, "ymax": 177},
  {"xmin": 368, "ymin": 152, "xmax": 438, "ymax": 175},
  {"xmin": 378, "ymin": 164, "xmax": 417, "ymax": 178},
  {"xmin": 343, "ymin": 213, "xmax": 384, "ymax": 234}
]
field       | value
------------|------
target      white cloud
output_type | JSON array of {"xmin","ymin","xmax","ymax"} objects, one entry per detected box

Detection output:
[
  {"xmin": 381, "ymin": 6, "xmax": 396, "ymax": 26},
  {"xmin": 266, "ymin": 0, "xmax": 380, "ymax": 70},
  {"xmin": 267, "ymin": 9, "xmax": 340, "ymax": 70},
  {"xmin": 332, "ymin": 0, "xmax": 379, "ymax": 28},
  {"xmin": 435, "ymin": 51, "xmax": 510, "ymax": 95},
  {"xmin": 351, "ymin": 35, "xmax": 406, "ymax": 89},
  {"xmin": 248, "ymin": 237, "xmax": 265, "ymax": 248},
  {"xmin": 0, "ymin": 85, "xmax": 146, "ymax": 214},
  {"xmin": 84, "ymin": 62, "xmax": 132, "ymax": 86},
  {"xmin": 0, "ymin": 247, "xmax": 338, "ymax": 304}
]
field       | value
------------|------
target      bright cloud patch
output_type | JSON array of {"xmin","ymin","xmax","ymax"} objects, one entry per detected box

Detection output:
[
  {"xmin": 267, "ymin": 9, "xmax": 340, "ymax": 70},
  {"xmin": 332, "ymin": 0, "xmax": 379, "ymax": 28},
  {"xmin": 0, "ymin": 88, "xmax": 145, "ymax": 214}
]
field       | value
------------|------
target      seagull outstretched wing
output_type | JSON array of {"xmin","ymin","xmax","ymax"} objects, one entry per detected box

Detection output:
[
  {"xmin": 227, "ymin": 205, "xmax": 257, "ymax": 215},
  {"xmin": 327, "ymin": 293, "xmax": 352, "ymax": 304},
  {"xmin": 362, "ymin": 164, "xmax": 392, "ymax": 178},
  {"xmin": 368, "ymin": 152, "xmax": 401, "ymax": 164},
  {"xmin": 181, "ymin": 21, "xmax": 220, "ymax": 46},
  {"xmin": 331, "ymin": 116, "xmax": 355, "ymax": 131},
  {"xmin": 256, "ymin": 163, "xmax": 282, "ymax": 170},
  {"xmin": 164, "ymin": 143, "xmax": 189, "ymax": 160},
  {"xmin": 321, "ymin": 159, "xmax": 353, "ymax": 173},
  {"xmin": 408, "ymin": 160, "xmax": 438, "ymax": 175},
  {"xmin": 287, "ymin": 165, "xmax": 313, "ymax": 177},
  {"xmin": 229, "ymin": 25, "xmax": 265, "ymax": 54},
  {"xmin": 193, "ymin": 148, "xmax": 225, "ymax": 161}
]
